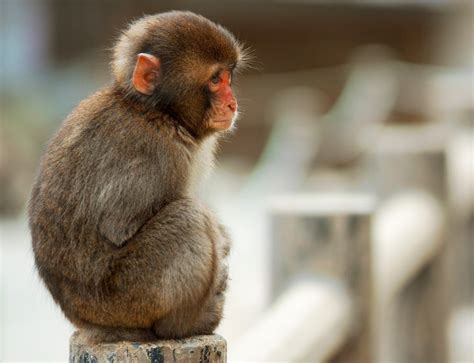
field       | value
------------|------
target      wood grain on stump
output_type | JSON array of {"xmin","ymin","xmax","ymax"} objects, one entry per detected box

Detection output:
[{"xmin": 69, "ymin": 332, "xmax": 227, "ymax": 363}]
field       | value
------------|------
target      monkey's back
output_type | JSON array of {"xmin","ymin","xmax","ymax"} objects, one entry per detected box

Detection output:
[{"xmin": 28, "ymin": 87, "xmax": 190, "ymax": 307}]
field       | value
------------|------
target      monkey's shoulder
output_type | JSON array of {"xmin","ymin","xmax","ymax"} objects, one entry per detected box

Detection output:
[
  {"xmin": 37, "ymin": 89, "xmax": 187, "ymax": 198},
  {"xmin": 49, "ymin": 89, "xmax": 155, "ymax": 158}
]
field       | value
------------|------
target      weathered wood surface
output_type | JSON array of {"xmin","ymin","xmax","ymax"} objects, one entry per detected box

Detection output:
[{"xmin": 69, "ymin": 332, "xmax": 226, "ymax": 363}]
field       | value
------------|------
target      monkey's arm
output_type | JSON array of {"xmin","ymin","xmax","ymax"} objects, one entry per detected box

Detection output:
[
  {"xmin": 85, "ymin": 113, "xmax": 192, "ymax": 248},
  {"xmin": 94, "ymin": 158, "xmax": 175, "ymax": 247}
]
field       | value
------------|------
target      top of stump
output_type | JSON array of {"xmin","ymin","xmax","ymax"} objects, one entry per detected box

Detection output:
[{"xmin": 70, "ymin": 331, "xmax": 227, "ymax": 363}]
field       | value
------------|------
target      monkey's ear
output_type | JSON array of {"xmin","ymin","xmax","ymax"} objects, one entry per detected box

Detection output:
[{"xmin": 132, "ymin": 53, "xmax": 160, "ymax": 95}]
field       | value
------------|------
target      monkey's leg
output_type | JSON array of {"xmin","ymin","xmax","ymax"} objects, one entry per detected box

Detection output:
[
  {"xmin": 152, "ymin": 287, "xmax": 226, "ymax": 339},
  {"xmin": 78, "ymin": 259, "xmax": 228, "ymax": 342},
  {"xmin": 75, "ymin": 326, "xmax": 157, "ymax": 344},
  {"xmin": 67, "ymin": 198, "xmax": 223, "ymax": 342},
  {"xmin": 152, "ymin": 222, "xmax": 230, "ymax": 339}
]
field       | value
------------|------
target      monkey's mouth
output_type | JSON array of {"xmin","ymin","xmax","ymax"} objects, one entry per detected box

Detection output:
[{"xmin": 212, "ymin": 118, "xmax": 234, "ymax": 130}]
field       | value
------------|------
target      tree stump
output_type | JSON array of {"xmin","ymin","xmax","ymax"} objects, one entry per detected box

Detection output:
[{"xmin": 69, "ymin": 332, "xmax": 227, "ymax": 363}]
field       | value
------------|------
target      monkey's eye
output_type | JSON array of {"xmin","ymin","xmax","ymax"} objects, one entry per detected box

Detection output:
[{"xmin": 210, "ymin": 73, "xmax": 221, "ymax": 85}]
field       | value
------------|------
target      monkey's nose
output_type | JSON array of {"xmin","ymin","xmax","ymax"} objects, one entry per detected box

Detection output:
[{"xmin": 228, "ymin": 99, "xmax": 237, "ymax": 113}]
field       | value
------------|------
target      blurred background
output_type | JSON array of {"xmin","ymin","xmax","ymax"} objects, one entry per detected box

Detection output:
[{"xmin": 0, "ymin": 0, "xmax": 473, "ymax": 362}]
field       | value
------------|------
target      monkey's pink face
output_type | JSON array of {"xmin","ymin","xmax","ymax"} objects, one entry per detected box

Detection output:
[
  {"xmin": 207, "ymin": 70, "xmax": 238, "ymax": 131},
  {"xmin": 132, "ymin": 53, "xmax": 240, "ymax": 133}
]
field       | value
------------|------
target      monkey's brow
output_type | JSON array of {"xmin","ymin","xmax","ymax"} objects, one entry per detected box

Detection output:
[{"xmin": 208, "ymin": 63, "xmax": 234, "ymax": 79}]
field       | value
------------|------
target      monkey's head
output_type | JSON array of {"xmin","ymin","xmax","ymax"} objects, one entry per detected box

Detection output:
[{"xmin": 112, "ymin": 11, "xmax": 248, "ymax": 138}]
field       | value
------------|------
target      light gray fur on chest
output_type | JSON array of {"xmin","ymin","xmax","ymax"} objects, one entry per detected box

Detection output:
[{"xmin": 186, "ymin": 135, "xmax": 218, "ymax": 197}]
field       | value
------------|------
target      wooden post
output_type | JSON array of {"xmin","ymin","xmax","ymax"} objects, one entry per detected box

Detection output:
[
  {"xmin": 69, "ymin": 333, "xmax": 226, "ymax": 363},
  {"xmin": 269, "ymin": 192, "xmax": 375, "ymax": 363}
]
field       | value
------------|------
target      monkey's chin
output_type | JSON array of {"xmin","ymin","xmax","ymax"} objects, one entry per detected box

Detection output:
[{"xmin": 211, "ymin": 119, "xmax": 234, "ymax": 131}]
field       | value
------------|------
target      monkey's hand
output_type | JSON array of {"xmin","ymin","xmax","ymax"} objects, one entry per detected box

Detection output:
[
  {"xmin": 203, "ymin": 211, "xmax": 231, "ymax": 294},
  {"xmin": 217, "ymin": 223, "xmax": 232, "ymax": 260},
  {"xmin": 203, "ymin": 210, "xmax": 231, "ymax": 260},
  {"xmin": 94, "ymin": 154, "xmax": 181, "ymax": 247},
  {"xmin": 183, "ymin": 215, "xmax": 230, "ymax": 335}
]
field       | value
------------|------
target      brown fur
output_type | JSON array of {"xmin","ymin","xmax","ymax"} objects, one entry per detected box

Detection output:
[{"xmin": 28, "ymin": 11, "xmax": 243, "ymax": 343}]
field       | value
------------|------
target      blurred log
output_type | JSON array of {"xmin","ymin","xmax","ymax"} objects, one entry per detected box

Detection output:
[
  {"xmin": 373, "ymin": 191, "xmax": 445, "ymax": 302},
  {"xmin": 269, "ymin": 193, "xmax": 375, "ymax": 362},
  {"xmin": 230, "ymin": 279, "xmax": 352, "ymax": 362},
  {"xmin": 69, "ymin": 332, "xmax": 226, "ymax": 363}
]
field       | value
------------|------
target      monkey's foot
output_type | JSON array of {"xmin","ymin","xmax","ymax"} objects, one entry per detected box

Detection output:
[{"xmin": 69, "ymin": 331, "xmax": 227, "ymax": 363}]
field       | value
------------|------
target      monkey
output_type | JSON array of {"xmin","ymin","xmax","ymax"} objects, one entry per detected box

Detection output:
[{"xmin": 28, "ymin": 11, "xmax": 248, "ymax": 343}]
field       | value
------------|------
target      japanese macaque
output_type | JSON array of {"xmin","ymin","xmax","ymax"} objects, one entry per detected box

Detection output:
[{"xmin": 28, "ymin": 11, "xmax": 247, "ymax": 343}]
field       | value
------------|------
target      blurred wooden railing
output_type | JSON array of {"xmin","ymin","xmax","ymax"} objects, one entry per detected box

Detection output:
[{"xmin": 230, "ymin": 120, "xmax": 453, "ymax": 362}]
